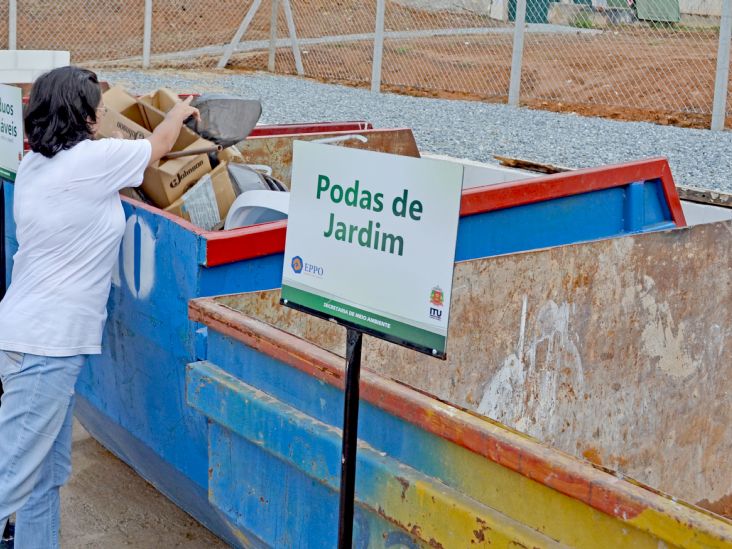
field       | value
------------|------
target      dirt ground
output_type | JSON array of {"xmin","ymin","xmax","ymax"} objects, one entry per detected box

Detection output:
[
  {"xmin": 60, "ymin": 421, "xmax": 227, "ymax": 548},
  {"xmin": 3, "ymin": 0, "xmax": 727, "ymax": 129},
  {"xmin": 220, "ymin": 28, "xmax": 723, "ymax": 129}
]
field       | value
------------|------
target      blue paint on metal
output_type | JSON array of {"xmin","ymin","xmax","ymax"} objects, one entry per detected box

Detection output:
[
  {"xmin": 645, "ymin": 179, "xmax": 672, "ymax": 228},
  {"xmin": 73, "ymin": 395, "xmax": 248, "ymax": 549},
  {"xmin": 187, "ymin": 361, "xmax": 446, "ymax": 548},
  {"xmin": 208, "ymin": 424, "xmax": 393, "ymax": 549},
  {"xmin": 194, "ymin": 325, "xmax": 208, "ymax": 362},
  {"xmin": 1, "ymin": 172, "xmax": 682, "ymax": 546},
  {"xmin": 455, "ymin": 181, "xmax": 676, "ymax": 261},
  {"xmin": 72, "ymin": 201, "xmax": 284, "ymax": 493},
  {"xmin": 197, "ymin": 252, "xmax": 284, "ymax": 294},
  {"xmin": 624, "ymin": 182, "xmax": 645, "ymax": 233},
  {"xmin": 204, "ymin": 331, "xmax": 467, "ymax": 509},
  {"xmin": 133, "ymin": 220, "xmax": 141, "ymax": 291},
  {"xmin": 206, "ymin": 330, "xmax": 346, "ymax": 427}
]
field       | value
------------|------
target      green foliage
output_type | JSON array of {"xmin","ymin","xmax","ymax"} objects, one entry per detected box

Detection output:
[{"xmin": 571, "ymin": 12, "xmax": 595, "ymax": 28}]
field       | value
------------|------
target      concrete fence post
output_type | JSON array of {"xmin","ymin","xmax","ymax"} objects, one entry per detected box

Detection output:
[
  {"xmin": 712, "ymin": 0, "xmax": 732, "ymax": 130},
  {"xmin": 508, "ymin": 0, "xmax": 528, "ymax": 107},
  {"xmin": 142, "ymin": 0, "xmax": 153, "ymax": 68},
  {"xmin": 8, "ymin": 0, "xmax": 17, "ymax": 50},
  {"xmin": 371, "ymin": 0, "xmax": 386, "ymax": 93},
  {"xmin": 268, "ymin": 0, "xmax": 280, "ymax": 72}
]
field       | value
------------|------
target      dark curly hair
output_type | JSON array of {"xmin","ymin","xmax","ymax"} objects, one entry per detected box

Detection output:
[{"xmin": 25, "ymin": 66, "xmax": 102, "ymax": 158}]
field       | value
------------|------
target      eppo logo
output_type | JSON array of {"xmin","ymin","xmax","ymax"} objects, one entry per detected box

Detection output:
[
  {"xmin": 291, "ymin": 256, "xmax": 324, "ymax": 277},
  {"xmin": 291, "ymin": 256, "xmax": 304, "ymax": 274}
]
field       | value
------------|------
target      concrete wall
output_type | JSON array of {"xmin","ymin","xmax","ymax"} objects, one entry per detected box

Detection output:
[
  {"xmin": 396, "ymin": 0, "xmax": 722, "ymax": 19},
  {"xmin": 679, "ymin": 0, "xmax": 721, "ymax": 16},
  {"xmin": 392, "ymin": 0, "xmax": 496, "ymax": 16},
  {"xmin": 0, "ymin": 50, "xmax": 69, "ymax": 83}
]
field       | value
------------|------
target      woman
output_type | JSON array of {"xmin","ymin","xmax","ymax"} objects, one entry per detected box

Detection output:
[{"xmin": 0, "ymin": 66, "xmax": 199, "ymax": 548}]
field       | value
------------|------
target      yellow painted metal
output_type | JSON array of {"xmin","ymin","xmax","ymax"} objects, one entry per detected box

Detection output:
[
  {"xmin": 372, "ymin": 463, "xmax": 564, "ymax": 548},
  {"xmin": 630, "ymin": 509, "xmax": 732, "ymax": 549},
  {"xmin": 410, "ymin": 421, "xmax": 732, "ymax": 549}
]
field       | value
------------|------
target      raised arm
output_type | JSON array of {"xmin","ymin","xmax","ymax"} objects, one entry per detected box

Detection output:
[{"xmin": 146, "ymin": 95, "xmax": 200, "ymax": 166}]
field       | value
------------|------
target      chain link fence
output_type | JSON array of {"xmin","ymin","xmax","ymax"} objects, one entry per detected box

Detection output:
[
  {"xmin": 519, "ymin": 7, "xmax": 719, "ymax": 121},
  {"xmin": 0, "ymin": 0, "xmax": 729, "ymax": 128}
]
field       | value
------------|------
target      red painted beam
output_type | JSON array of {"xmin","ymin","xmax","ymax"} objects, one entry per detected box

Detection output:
[
  {"xmin": 204, "ymin": 221, "xmax": 287, "ymax": 265},
  {"xmin": 123, "ymin": 156, "xmax": 685, "ymax": 267},
  {"xmin": 460, "ymin": 156, "xmax": 686, "ymax": 227},
  {"xmin": 249, "ymin": 121, "xmax": 373, "ymax": 137},
  {"xmin": 25, "ymin": 121, "xmax": 373, "ymax": 152}
]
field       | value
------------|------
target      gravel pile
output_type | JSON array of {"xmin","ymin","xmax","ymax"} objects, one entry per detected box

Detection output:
[{"xmin": 100, "ymin": 69, "xmax": 732, "ymax": 192}]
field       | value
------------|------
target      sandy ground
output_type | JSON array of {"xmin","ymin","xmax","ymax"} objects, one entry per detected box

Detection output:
[{"xmin": 59, "ymin": 421, "xmax": 228, "ymax": 549}]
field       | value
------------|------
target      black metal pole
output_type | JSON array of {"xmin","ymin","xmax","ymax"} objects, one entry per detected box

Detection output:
[{"xmin": 337, "ymin": 328, "xmax": 363, "ymax": 549}]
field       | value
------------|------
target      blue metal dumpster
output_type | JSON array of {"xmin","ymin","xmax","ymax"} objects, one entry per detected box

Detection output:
[
  {"xmin": 184, "ymin": 270, "xmax": 732, "ymax": 547},
  {"xmin": 2, "ymin": 152, "xmax": 686, "ymax": 546}
]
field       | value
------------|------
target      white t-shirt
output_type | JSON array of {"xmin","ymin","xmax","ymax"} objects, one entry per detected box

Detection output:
[{"xmin": 0, "ymin": 138, "xmax": 152, "ymax": 356}]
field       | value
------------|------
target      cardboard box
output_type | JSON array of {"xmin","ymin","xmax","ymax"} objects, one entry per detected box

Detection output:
[
  {"xmin": 119, "ymin": 186, "xmax": 148, "ymax": 203},
  {"xmin": 138, "ymin": 87, "xmax": 181, "ymax": 114},
  {"xmin": 164, "ymin": 162, "xmax": 236, "ymax": 230},
  {"xmin": 97, "ymin": 86, "xmax": 151, "ymax": 141},
  {"xmin": 99, "ymin": 86, "xmax": 213, "ymax": 208},
  {"xmin": 142, "ymin": 104, "xmax": 213, "ymax": 208},
  {"xmin": 217, "ymin": 145, "xmax": 245, "ymax": 164}
]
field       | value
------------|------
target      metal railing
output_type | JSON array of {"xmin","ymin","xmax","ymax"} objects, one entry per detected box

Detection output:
[{"xmin": 2, "ymin": 0, "xmax": 731, "ymax": 129}]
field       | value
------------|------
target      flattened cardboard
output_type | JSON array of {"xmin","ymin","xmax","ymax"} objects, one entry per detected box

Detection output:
[{"xmin": 164, "ymin": 162, "xmax": 236, "ymax": 229}]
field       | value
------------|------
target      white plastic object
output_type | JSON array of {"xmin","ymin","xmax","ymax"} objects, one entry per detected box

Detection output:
[{"xmin": 224, "ymin": 190, "xmax": 290, "ymax": 230}]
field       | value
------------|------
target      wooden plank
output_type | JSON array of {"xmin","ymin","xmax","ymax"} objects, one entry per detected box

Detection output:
[
  {"xmin": 493, "ymin": 154, "xmax": 573, "ymax": 174},
  {"xmin": 235, "ymin": 128, "xmax": 421, "ymax": 188},
  {"xmin": 678, "ymin": 186, "xmax": 732, "ymax": 208}
]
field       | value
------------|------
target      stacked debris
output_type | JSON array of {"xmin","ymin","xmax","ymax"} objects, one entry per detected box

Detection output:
[{"xmin": 102, "ymin": 87, "xmax": 288, "ymax": 231}]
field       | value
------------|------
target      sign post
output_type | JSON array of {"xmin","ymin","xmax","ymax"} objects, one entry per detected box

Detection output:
[
  {"xmin": 281, "ymin": 141, "xmax": 463, "ymax": 547},
  {"xmin": 337, "ymin": 328, "xmax": 362, "ymax": 547}
]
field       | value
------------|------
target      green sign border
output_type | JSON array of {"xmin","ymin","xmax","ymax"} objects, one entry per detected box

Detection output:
[
  {"xmin": 281, "ymin": 284, "xmax": 446, "ymax": 354},
  {"xmin": 0, "ymin": 167, "xmax": 16, "ymax": 182}
]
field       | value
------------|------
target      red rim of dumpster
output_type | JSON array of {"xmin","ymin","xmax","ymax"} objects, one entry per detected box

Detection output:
[{"xmin": 123, "ymin": 156, "xmax": 685, "ymax": 267}]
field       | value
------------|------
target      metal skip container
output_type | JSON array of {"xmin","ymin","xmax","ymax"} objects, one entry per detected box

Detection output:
[
  {"xmin": 188, "ymin": 215, "xmax": 732, "ymax": 547},
  {"xmin": 1, "ymin": 141, "xmax": 692, "ymax": 546}
]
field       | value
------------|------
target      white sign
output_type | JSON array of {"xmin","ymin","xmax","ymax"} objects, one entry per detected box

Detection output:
[
  {"xmin": 282, "ymin": 141, "xmax": 463, "ymax": 357},
  {"xmin": 0, "ymin": 84, "xmax": 23, "ymax": 181}
]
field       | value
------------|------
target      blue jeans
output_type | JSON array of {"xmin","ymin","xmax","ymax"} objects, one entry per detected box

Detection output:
[{"xmin": 0, "ymin": 351, "xmax": 85, "ymax": 549}]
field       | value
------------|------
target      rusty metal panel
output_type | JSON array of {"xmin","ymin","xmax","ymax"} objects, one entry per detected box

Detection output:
[
  {"xmin": 364, "ymin": 219, "xmax": 732, "ymax": 518},
  {"xmin": 218, "ymin": 219, "xmax": 732, "ymax": 519},
  {"xmin": 216, "ymin": 291, "xmax": 346, "ymax": 356},
  {"xmin": 236, "ymin": 128, "xmax": 420, "ymax": 188}
]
